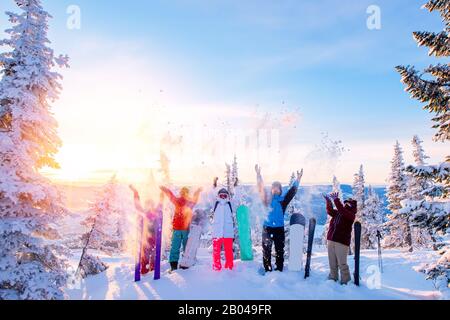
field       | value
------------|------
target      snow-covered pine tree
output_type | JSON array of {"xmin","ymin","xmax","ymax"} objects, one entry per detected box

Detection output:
[
  {"xmin": 246, "ymin": 183, "xmax": 264, "ymax": 251},
  {"xmin": 0, "ymin": 0, "xmax": 69, "ymax": 300},
  {"xmin": 225, "ymin": 163, "xmax": 234, "ymax": 197},
  {"xmin": 396, "ymin": 0, "xmax": 450, "ymax": 293},
  {"xmin": 350, "ymin": 166, "xmax": 366, "ymax": 253},
  {"xmin": 406, "ymin": 136, "xmax": 430, "ymax": 201},
  {"xmin": 361, "ymin": 186, "xmax": 384, "ymax": 249},
  {"xmin": 412, "ymin": 135, "xmax": 429, "ymax": 166},
  {"xmin": 224, "ymin": 162, "xmax": 239, "ymax": 257},
  {"xmin": 405, "ymin": 136, "xmax": 434, "ymax": 249},
  {"xmin": 400, "ymin": 163, "xmax": 449, "ymax": 285},
  {"xmin": 352, "ymin": 165, "xmax": 366, "ymax": 219},
  {"xmin": 231, "ymin": 155, "xmax": 239, "ymax": 187},
  {"xmin": 81, "ymin": 176, "xmax": 128, "ymax": 254},
  {"xmin": 285, "ymin": 172, "xmax": 302, "ymax": 256},
  {"xmin": 159, "ymin": 151, "xmax": 171, "ymax": 185},
  {"xmin": 323, "ymin": 176, "xmax": 342, "ymax": 245},
  {"xmin": 75, "ymin": 254, "xmax": 108, "ymax": 279},
  {"xmin": 384, "ymin": 142, "xmax": 413, "ymax": 252},
  {"xmin": 287, "ymin": 172, "xmax": 302, "ymax": 215},
  {"xmin": 332, "ymin": 176, "xmax": 342, "ymax": 196},
  {"xmin": 396, "ymin": 4, "xmax": 450, "ymax": 143}
]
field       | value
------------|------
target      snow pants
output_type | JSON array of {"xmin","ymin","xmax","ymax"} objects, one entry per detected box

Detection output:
[
  {"xmin": 262, "ymin": 226, "xmax": 285, "ymax": 272},
  {"xmin": 327, "ymin": 240, "xmax": 351, "ymax": 284},
  {"xmin": 141, "ymin": 235, "xmax": 156, "ymax": 274},
  {"xmin": 169, "ymin": 230, "xmax": 189, "ymax": 263},
  {"xmin": 141, "ymin": 219, "xmax": 157, "ymax": 274},
  {"xmin": 212, "ymin": 238, "xmax": 234, "ymax": 271}
]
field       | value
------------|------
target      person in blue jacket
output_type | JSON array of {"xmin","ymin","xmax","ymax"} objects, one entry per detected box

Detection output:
[{"xmin": 256, "ymin": 165, "xmax": 303, "ymax": 273}]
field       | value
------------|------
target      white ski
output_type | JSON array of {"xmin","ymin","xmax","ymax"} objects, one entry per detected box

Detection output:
[{"xmin": 289, "ymin": 213, "xmax": 306, "ymax": 272}]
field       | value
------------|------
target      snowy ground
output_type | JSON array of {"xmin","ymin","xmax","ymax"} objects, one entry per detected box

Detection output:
[{"xmin": 65, "ymin": 247, "xmax": 442, "ymax": 300}]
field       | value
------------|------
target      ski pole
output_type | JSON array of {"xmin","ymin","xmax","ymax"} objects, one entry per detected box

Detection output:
[{"xmin": 377, "ymin": 231, "xmax": 383, "ymax": 273}]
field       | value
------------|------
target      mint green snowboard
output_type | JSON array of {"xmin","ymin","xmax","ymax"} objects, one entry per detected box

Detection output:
[{"xmin": 236, "ymin": 205, "xmax": 253, "ymax": 261}]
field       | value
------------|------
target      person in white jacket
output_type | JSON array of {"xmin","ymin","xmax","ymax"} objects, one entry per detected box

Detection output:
[{"xmin": 211, "ymin": 188, "xmax": 235, "ymax": 271}]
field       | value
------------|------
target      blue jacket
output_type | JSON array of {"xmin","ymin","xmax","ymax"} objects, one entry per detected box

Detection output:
[{"xmin": 264, "ymin": 181, "xmax": 299, "ymax": 228}]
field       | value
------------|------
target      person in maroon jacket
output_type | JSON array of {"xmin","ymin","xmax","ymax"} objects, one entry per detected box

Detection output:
[{"xmin": 324, "ymin": 192, "xmax": 357, "ymax": 285}]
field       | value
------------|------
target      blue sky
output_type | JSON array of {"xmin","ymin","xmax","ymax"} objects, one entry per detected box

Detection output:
[{"xmin": 1, "ymin": 0, "xmax": 447, "ymax": 185}]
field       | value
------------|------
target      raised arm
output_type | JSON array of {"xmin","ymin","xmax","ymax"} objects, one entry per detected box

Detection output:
[
  {"xmin": 255, "ymin": 164, "xmax": 268, "ymax": 206},
  {"xmin": 281, "ymin": 181, "xmax": 299, "ymax": 211},
  {"xmin": 324, "ymin": 196, "xmax": 337, "ymax": 217},
  {"xmin": 333, "ymin": 197, "xmax": 356, "ymax": 222},
  {"xmin": 189, "ymin": 187, "xmax": 203, "ymax": 207},
  {"xmin": 281, "ymin": 169, "xmax": 303, "ymax": 211},
  {"xmin": 160, "ymin": 186, "xmax": 177, "ymax": 205},
  {"xmin": 129, "ymin": 185, "xmax": 145, "ymax": 213}
]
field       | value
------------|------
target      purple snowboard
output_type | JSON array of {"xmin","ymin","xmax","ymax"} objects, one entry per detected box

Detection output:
[
  {"xmin": 135, "ymin": 212, "xmax": 144, "ymax": 282},
  {"xmin": 154, "ymin": 205, "xmax": 163, "ymax": 280}
]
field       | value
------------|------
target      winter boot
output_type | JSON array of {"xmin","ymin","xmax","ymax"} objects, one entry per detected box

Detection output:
[
  {"xmin": 264, "ymin": 265, "xmax": 273, "ymax": 273},
  {"xmin": 170, "ymin": 262, "xmax": 178, "ymax": 271}
]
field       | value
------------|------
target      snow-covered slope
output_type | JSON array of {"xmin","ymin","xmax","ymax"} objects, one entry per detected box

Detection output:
[{"xmin": 65, "ymin": 247, "xmax": 441, "ymax": 300}]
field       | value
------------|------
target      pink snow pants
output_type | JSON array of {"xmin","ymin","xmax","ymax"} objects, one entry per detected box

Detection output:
[{"xmin": 212, "ymin": 238, "xmax": 234, "ymax": 271}]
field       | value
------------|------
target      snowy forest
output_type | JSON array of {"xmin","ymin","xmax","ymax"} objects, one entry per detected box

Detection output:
[{"xmin": 0, "ymin": 0, "xmax": 448, "ymax": 300}]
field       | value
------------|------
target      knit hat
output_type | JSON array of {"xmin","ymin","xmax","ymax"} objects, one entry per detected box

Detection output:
[
  {"xmin": 218, "ymin": 188, "xmax": 229, "ymax": 196},
  {"xmin": 272, "ymin": 181, "xmax": 282, "ymax": 193},
  {"xmin": 344, "ymin": 198, "xmax": 357, "ymax": 209}
]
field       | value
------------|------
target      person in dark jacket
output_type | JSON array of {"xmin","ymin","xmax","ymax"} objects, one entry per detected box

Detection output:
[
  {"xmin": 324, "ymin": 192, "xmax": 357, "ymax": 284},
  {"xmin": 256, "ymin": 165, "xmax": 304, "ymax": 273}
]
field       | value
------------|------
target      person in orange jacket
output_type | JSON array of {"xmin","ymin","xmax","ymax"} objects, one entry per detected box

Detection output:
[{"xmin": 160, "ymin": 186, "xmax": 202, "ymax": 271}]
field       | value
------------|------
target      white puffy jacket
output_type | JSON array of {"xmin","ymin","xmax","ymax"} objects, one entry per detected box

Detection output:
[{"xmin": 212, "ymin": 198, "xmax": 235, "ymax": 239}]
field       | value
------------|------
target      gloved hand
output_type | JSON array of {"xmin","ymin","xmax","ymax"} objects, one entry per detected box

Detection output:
[
  {"xmin": 129, "ymin": 185, "xmax": 139, "ymax": 197},
  {"xmin": 255, "ymin": 164, "xmax": 262, "ymax": 176},
  {"xmin": 329, "ymin": 192, "xmax": 340, "ymax": 200},
  {"xmin": 296, "ymin": 169, "xmax": 304, "ymax": 183}
]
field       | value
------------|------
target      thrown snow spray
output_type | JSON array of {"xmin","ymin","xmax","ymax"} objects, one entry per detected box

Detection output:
[
  {"xmin": 300, "ymin": 133, "xmax": 347, "ymax": 222},
  {"xmin": 159, "ymin": 151, "xmax": 171, "ymax": 186},
  {"xmin": 304, "ymin": 132, "xmax": 346, "ymax": 180}
]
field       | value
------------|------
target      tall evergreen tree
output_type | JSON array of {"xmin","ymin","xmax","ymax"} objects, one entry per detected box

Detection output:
[
  {"xmin": 352, "ymin": 165, "xmax": 366, "ymax": 220},
  {"xmin": 350, "ymin": 165, "xmax": 366, "ymax": 253},
  {"xmin": 406, "ymin": 136, "xmax": 434, "ymax": 249},
  {"xmin": 407, "ymin": 136, "xmax": 430, "ymax": 200},
  {"xmin": 396, "ymin": 2, "xmax": 450, "ymax": 143},
  {"xmin": 231, "ymin": 155, "xmax": 239, "ymax": 187},
  {"xmin": 396, "ymin": 0, "xmax": 449, "ymax": 293},
  {"xmin": 384, "ymin": 142, "xmax": 413, "ymax": 252},
  {"xmin": 286, "ymin": 172, "xmax": 302, "ymax": 257},
  {"xmin": 225, "ymin": 162, "xmax": 239, "ymax": 258},
  {"xmin": 361, "ymin": 186, "xmax": 384, "ymax": 249},
  {"xmin": 286, "ymin": 172, "xmax": 302, "ymax": 216},
  {"xmin": 81, "ymin": 176, "xmax": 129, "ymax": 254},
  {"xmin": 412, "ymin": 135, "xmax": 429, "ymax": 167},
  {"xmin": 225, "ymin": 163, "xmax": 234, "ymax": 197},
  {"xmin": 0, "ymin": 0, "xmax": 69, "ymax": 300}
]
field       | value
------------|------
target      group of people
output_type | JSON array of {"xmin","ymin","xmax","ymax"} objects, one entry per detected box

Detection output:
[{"xmin": 131, "ymin": 165, "xmax": 358, "ymax": 285}]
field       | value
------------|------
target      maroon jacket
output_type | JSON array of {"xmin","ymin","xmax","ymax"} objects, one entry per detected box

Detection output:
[{"xmin": 326, "ymin": 198, "xmax": 356, "ymax": 247}]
